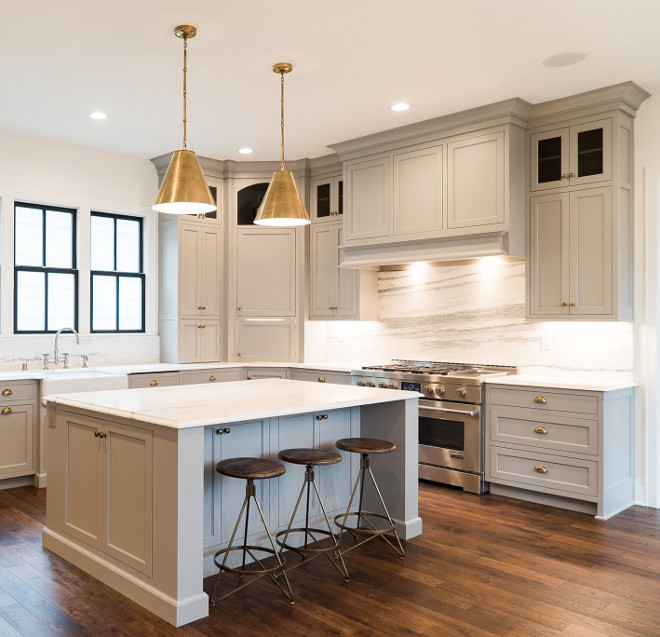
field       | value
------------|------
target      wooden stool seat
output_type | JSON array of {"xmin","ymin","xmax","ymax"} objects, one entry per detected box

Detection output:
[
  {"xmin": 335, "ymin": 437, "xmax": 396, "ymax": 455},
  {"xmin": 216, "ymin": 457, "xmax": 285, "ymax": 480},
  {"xmin": 278, "ymin": 448, "xmax": 342, "ymax": 466}
]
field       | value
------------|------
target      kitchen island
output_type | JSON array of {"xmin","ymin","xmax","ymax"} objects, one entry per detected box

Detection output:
[{"xmin": 42, "ymin": 379, "xmax": 420, "ymax": 627}]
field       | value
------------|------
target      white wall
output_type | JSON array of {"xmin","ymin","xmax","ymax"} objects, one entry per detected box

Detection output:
[{"xmin": 0, "ymin": 129, "xmax": 160, "ymax": 370}]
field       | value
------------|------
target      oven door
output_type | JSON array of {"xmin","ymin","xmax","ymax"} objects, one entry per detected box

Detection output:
[{"xmin": 418, "ymin": 399, "xmax": 482, "ymax": 474}]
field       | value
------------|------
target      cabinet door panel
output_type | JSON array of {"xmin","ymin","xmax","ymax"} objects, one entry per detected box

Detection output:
[
  {"xmin": 199, "ymin": 226, "xmax": 222, "ymax": 316},
  {"xmin": 344, "ymin": 156, "xmax": 391, "ymax": 241},
  {"xmin": 0, "ymin": 403, "xmax": 34, "ymax": 478},
  {"xmin": 335, "ymin": 227, "xmax": 359, "ymax": 317},
  {"xmin": 236, "ymin": 320, "xmax": 297, "ymax": 362},
  {"xmin": 236, "ymin": 229, "xmax": 296, "ymax": 316},
  {"xmin": 530, "ymin": 128, "xmax": 569, "ymax": 192},
  {"xmin": 64, "ymin": 417, "xmax": 103, "ymax": 547},
  {"xmin": 569, "ymin": 119, "xmax": 612, "ymax": 186},
  {"xmin": 104, "ymin": 423, "xmax": 153, "ymax": 576},
  {"xmin": 393, "ymin": 145, "xmax": 443, "ymax": 236},
  {"xmin": 318, "ymin": 409, "xmax": 354, "ymax": 514},
  {"xmin": 199, "ymin": 320, "xmax": 223, "ymax": 362},
  {"xmin": 447, "ymin": 132, "xmax": 504, "ymax": 229},
  {"xmin": 180, "ymin": 320, "xmax": 201, "ymax": 362},
  {"xmin": 310, "ymin": 225, "xmax": 336, "ymax": 318},
  {"xmin": 529, "ymin": 193, "xmax": 570, "ymax": 316},
  {"xmin": 179, "ymin": 225, "xmax": 200, "ymax": 316},
  {"xmin": 570, "ymin": 187, "xmax": 613, "ymax": 314}
]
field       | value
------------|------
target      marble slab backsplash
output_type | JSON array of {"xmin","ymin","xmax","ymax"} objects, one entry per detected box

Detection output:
[
  {"xmin": 324, "ymin": 257, "xmax": 634, "ymax": 379},
  {"xmin": 0, "ymin": 334, "xmax": 159, "ymax": 371}
]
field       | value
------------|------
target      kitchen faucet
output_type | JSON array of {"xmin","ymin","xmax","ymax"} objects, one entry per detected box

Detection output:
[{"xmin": 54, "ymin": 327, "xmax": 79, "ymax": 365}]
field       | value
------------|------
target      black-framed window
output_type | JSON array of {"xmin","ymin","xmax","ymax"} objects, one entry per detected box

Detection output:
[
  {"xmin": 14, "ymin": 202, "xmax": 78, "ymax": 333},
  {"xmin": 90, "ymin": 212, "xmax": 145, "ymax": 333}
]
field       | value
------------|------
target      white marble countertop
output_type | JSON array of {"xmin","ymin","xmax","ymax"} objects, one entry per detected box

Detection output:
[
  {"xmin": 44, "ymin": 378, "xmax": 419, "ymax": 429},
  {"xmin": 485, "ymin": 375, "xmax": 636, "ymax": 392}
]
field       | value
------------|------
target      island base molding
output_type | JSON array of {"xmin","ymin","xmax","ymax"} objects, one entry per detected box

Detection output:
[{"xmin": 42, "ymin": 528, "xmax": 209, "ymax": 627}]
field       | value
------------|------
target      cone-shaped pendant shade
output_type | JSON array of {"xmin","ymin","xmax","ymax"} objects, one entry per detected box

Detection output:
[
  {"xmin": 153, "ymin": 149, "xmax": 217, "ymax": 214},
  {"xmin": 254, "ymin": 170, "xmax": 310, "ymax": 226}
]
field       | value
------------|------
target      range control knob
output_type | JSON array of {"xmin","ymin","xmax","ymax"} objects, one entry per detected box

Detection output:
[
  {"xmin": 436, "ymin": 385, "xmax": 446, "ymax": 396},
  {"xmin": 356, "ymin": 379, "xmax": 366, "ymax": 387},
  {"xmin": 425, "ymin": 386, "xmax": 435, "ymax": 397},
  {"xmin": 458, "ymin": 387, "xmax": 467, "ymax": 398},
  {"xmin": 388, "ymin": 383, "xmax": 397, "ymax": 389},
  {"xmin": 367, "ymin": 381, "xmax": 376, "ymax": 387},
  {"xmin": 379, "ymin": 382, "xmax": 389, "ymax": 388}
]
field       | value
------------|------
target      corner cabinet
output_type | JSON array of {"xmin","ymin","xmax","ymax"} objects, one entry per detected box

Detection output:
[
  {"xmin": 159, "ymin": 216, "xmax": 223, "ymax": 363},
  {"xmin": 526, "ymin": 83, "xmax": 649, "ymax": 320},
  {"xmin": 310, "ymin": 222, "xmax": 377, "ymax": 320},
  {"xmin": 485, "ymin": 382, "xmax": 635, "ymax": 520}
]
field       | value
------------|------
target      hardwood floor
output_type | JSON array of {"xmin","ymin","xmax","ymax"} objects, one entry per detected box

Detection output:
[{"xmin": 0, "ymin": 482, "xmax": 659, "ymax": 636}]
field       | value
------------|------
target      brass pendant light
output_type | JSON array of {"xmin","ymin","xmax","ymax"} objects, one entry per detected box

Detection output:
[
  {"xmin": 153, "ymin": 25, "xmax": 216, "ymax": 215},
  {"xmin": 254, "ymin": 63, "xmax": 310, "ymax": 227}
]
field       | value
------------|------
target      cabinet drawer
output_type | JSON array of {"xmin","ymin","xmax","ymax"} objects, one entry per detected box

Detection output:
[
  {"xmin": 488, "ymin": 387, "xmax": 599, "ymax": 416},
  {"xmin": 0, "ymin": 381, "xmax": 36, "ymax": 403},
  {"xmin": 128, "ymin": 373, "xmax": 180, "ymax": 389},
  {"xmin": 288, "ymin": 370, "xmax": 351, "ymax": 385},
  {"xmin": 180, "ymin": 369, "xmax": 242, "ymax": 385},
  {"xmin": 489, "ymin": 446, "xmax": 597, "ymax": 499},
  {"xmin": 489, "ymin": 406, "xmax": 598, "ymax": 455}
]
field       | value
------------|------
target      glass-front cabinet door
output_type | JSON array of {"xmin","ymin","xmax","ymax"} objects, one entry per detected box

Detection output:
[
  {"xmin": 530, "ymin": 119, "xmax": 611, "ymax": 192},
  {"xmin": 311, "ymin": 177, "xmax": 343, "ymax": 222}
]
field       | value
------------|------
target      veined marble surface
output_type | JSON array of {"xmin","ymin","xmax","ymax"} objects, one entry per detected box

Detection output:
[
  {"xmin": 325, "ymin": 258, "xmax": 633, "ymax": 378},
  {"xmin": 44, "ymin": 378, "xmax": 418, "ymax": 429}
]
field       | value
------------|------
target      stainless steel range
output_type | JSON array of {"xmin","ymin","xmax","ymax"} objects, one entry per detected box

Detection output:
[{"xmin": 351, "ymin": 360, "xmax": 516, "ymax": 494}]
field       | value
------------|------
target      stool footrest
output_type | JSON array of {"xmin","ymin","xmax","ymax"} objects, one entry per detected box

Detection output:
[
  {"xmin": 213, "ymin": 545, "xmax": 286, "ymax": 577},
  {"xmin": 276, "ymin": 527, "xmax": 341, "ymax": 554},
  {"xmin": 334, "ymin": 511, "xmax": 396, "ymax": 536}
]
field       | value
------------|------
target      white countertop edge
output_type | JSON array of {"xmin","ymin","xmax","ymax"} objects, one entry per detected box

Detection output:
[
  {"xmin": 45, "ymin": 379, "xmax": 420, "ymax": 429},
  {"xmin": 484, "ymin": 375, "xmax": 637, "ymax": 392}
]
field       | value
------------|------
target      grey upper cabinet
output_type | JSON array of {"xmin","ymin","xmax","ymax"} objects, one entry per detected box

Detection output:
[{"xmin": 526, "ymin": 82, "xmax": 649, "ymax": 321}]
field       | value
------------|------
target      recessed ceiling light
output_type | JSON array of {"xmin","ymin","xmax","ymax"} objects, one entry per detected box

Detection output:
[
  {"xmin": 542, "ymin": 52, "xmax": 587, "ymax": 68},
  {"xmin": 391, "ymin": 102, "xmax": 411, "ymax": 112},
  {"xmin": 238, "ymin": 147, "xmax": 254, "ymax": 155},
  {"xmin": 89, "ymin": 111, "xmax": 108, "ymax": 120}
]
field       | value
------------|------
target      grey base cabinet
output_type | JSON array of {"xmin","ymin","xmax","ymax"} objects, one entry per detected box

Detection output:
[{"xmin": 486, "ymin": 383, "xmax": 635, "ymax": 519}]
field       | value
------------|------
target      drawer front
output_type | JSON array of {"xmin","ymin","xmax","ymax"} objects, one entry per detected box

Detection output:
[
  {"xmin": 488, "ymin": 387, "xmax": 599, "ymax": 416},
  {"xmin": 288, "ymin": 370, "xmax": 351, "ymax": 385},
  {"xmin": 488, "ymin": 445, "xmax": 598, "ymax": 498},
  {"xmin": 489, "ymin": 406, "xmax": 598, "ymax": 455},
  {"xmin": 180, "ymin": 369, "xmax": 242, "ymax": 385},
  {"xmin": 128, "ymin": 373, "xmax": 180, "ymax": 389},
  {"xmin": 0, "ymin": 381, "xmax": 36, "ymax": 403}
]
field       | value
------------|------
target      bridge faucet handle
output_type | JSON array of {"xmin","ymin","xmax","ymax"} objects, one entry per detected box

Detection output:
[
  {"xmin": 81, "ymin": 354, "xmax": 89, "ymax": 368},
  {"xmin": 62, "ymin": 353, "xmax": 70, "ymax": 369},
  {"xmin": 42, "ymin": 354, "xmax": 50, "ymax": 370}
]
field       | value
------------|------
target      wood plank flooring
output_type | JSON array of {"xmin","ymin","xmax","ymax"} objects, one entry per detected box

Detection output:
[{"xmin": 0, "ymin": 482, "xmax": 659, "ymax": 636}]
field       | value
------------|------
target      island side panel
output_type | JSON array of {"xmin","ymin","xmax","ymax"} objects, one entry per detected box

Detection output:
[{"xmin": 358, "ymin": 398, "xmax": 421, "ymax": 539}]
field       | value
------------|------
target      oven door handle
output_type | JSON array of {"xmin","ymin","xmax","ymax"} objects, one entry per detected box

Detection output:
[{"xmin": 420, "ymin": 406, "xmax": 479, "ymax": 418}]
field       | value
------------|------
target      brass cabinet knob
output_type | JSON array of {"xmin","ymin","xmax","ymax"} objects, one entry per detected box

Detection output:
[
  {"xmin": 199, "ymin": 324, "xmax": 207, "ymax": 329},
  {"xmin": 569, "ymin": 302, "xmax": 575, "ymax": 307},
  {"xmin": 150, "ymin": 379, "xmax": 159, "ymax": 386},
  {"xmin": 534, "ymin": 396, "xmax": 547, "ymax": 404},
  {"xmin": 534, "ymin": 426, "xmax": 548, "ymax": 435},
  {"xmin": 315, "ymin": 413, "xmax": 329, "ymax": 420},
  {"xmin": 94, "ymin": 431, "xmax": 100, "ymax": 437},
  {"xmin": 197, "ymin": 305, "xmax": 207, "ymax": 310},
  {"xmin": 561, "ymin": 302, "xmax": 568, "ymax": 307},
  {"xmin": 1, "ymin": 407, "xmax": 12, "ymax": 415},
  {"xmin": 237, "ymin": 307, "xmax": 241, "ymax": 311},
  {"xmin": 209, "ymin": 374, "xmax": 217, "ymax": 381},
  {"xmin": 318, "ymin": 376, "xmax": 326, "ymax": 383},
  {"xmin": 100, "ymin": 432, "xmax": 107, "ymax": 439},
  {"xmin": 534, "ymin": 465, "xmax": 548, "ymax": 474},
  {"xmin": 568, "ymin": 172, "xmax": 575, "ymax": 178},
  {"xmin": 561, "ymin": 173, "xmax": 569, "ymax": 179},
  {"xmin": 1, "ymin": 388, "xmax": 12, "ymax": 396},
  {"xmin": 237, "ymin": 353, "xmax": 242, "ymax": 357},
  {"xmin": 215, "ymin": 427, "xmax": 231, "ymax": 435}
]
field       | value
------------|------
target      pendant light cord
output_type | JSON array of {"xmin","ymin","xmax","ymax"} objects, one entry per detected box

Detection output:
[
  {"xmin": 182, "ymin": 35, "xmax": 188, "ymax": 149},
  {"xmin": 280, "ymin": 70, "xmax": 285, "ymax": 171}
]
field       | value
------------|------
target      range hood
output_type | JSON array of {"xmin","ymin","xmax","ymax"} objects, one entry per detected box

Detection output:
[{"xmin": 339, "ymin": 231, "xmax": 524, "ymax": 270}]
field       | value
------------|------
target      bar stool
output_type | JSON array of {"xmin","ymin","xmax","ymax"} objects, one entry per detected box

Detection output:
[
  {"xmin": 276, "ymin": 449, "xmax": 349, "ymax": 581},
  {"xmin": 334, "ymin": 438, "xmax": 405, "ymax": 559},
  {"xmin": 210, "ymin": 457, "xmax": 294, "ymax": 605}
]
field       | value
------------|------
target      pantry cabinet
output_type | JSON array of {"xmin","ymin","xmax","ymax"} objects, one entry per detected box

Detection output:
[
  {"xmin": 310, "ymin": 222, "xmax": 377, "ymax": 320},
  {"xmin": 525, "ymin": 83, "xmax": 648, "ymax": 321},
  {"xmin": 486, "ymin": 382, "xmax": 634, "ymax": 520}
]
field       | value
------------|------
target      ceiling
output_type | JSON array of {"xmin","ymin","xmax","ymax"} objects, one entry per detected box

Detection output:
[{"xmin": 2, "ymin": 1, "xmax": 659, "ymax": 163}]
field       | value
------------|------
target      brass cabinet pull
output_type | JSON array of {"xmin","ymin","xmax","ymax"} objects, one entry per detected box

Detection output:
[
  {"xmin": 569, "ymin": 302, "xmax": 575, "ymax": 307},
  {"xmin": 534, "ymin": 426, "xmax": 548, "ymax": 435},
  {"xmin": 150, "ymin": 379, "xmax": 159, "ymax": 386},
  {"xmin": 215, "ymin": 427, "xmax": 231, "ymax": 435},
  {"xmin": 568, "ymin": 172, "xmax": 575, "ymax": 178},
  {"xmin": 197, "ymin": 305, "xmax": 207, "ymax": 310},
  {"xmin": 534, "ymin": 465, "xmax": 548, "ymax": 474},
  {"xmin": 1, "ymin": 407, "xmax": 12, "ymax": 415},
  {"xmin": 315, "ymin": 413, "xmax": 329, "ymax": 420},
  {"xmin": 237, "ymin": 353, "xmax": 242, "ymax": 357},
  {"xmin": 209, "ymin": 374, "xmax": 217, "ymax": 381},
  {"xmin": 561, "ymin": 302, "xmax": 568, "ymax": 307},
  {"xmin": 1, "ymin": 388, "xmax": 12, "ymax": 396},
  {"xmin": 533, "ymin": 396, "xmax": 547, "ymax": 404},
  {"xmin": 561, "ymin": 173, "xmax": 569, "ymax": 179},
  {"xmin": 94, "ymin": 431, "xmax": 107, "ymax": 438},
  {"xmin": 318, "ymin": 376, "xmax": 326, "ymax": 383}
]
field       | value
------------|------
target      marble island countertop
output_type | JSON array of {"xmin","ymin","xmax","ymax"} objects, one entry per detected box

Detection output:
[{"xmin": 44, "ymin": 378, "xmax": 419, "ymax": 429}]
